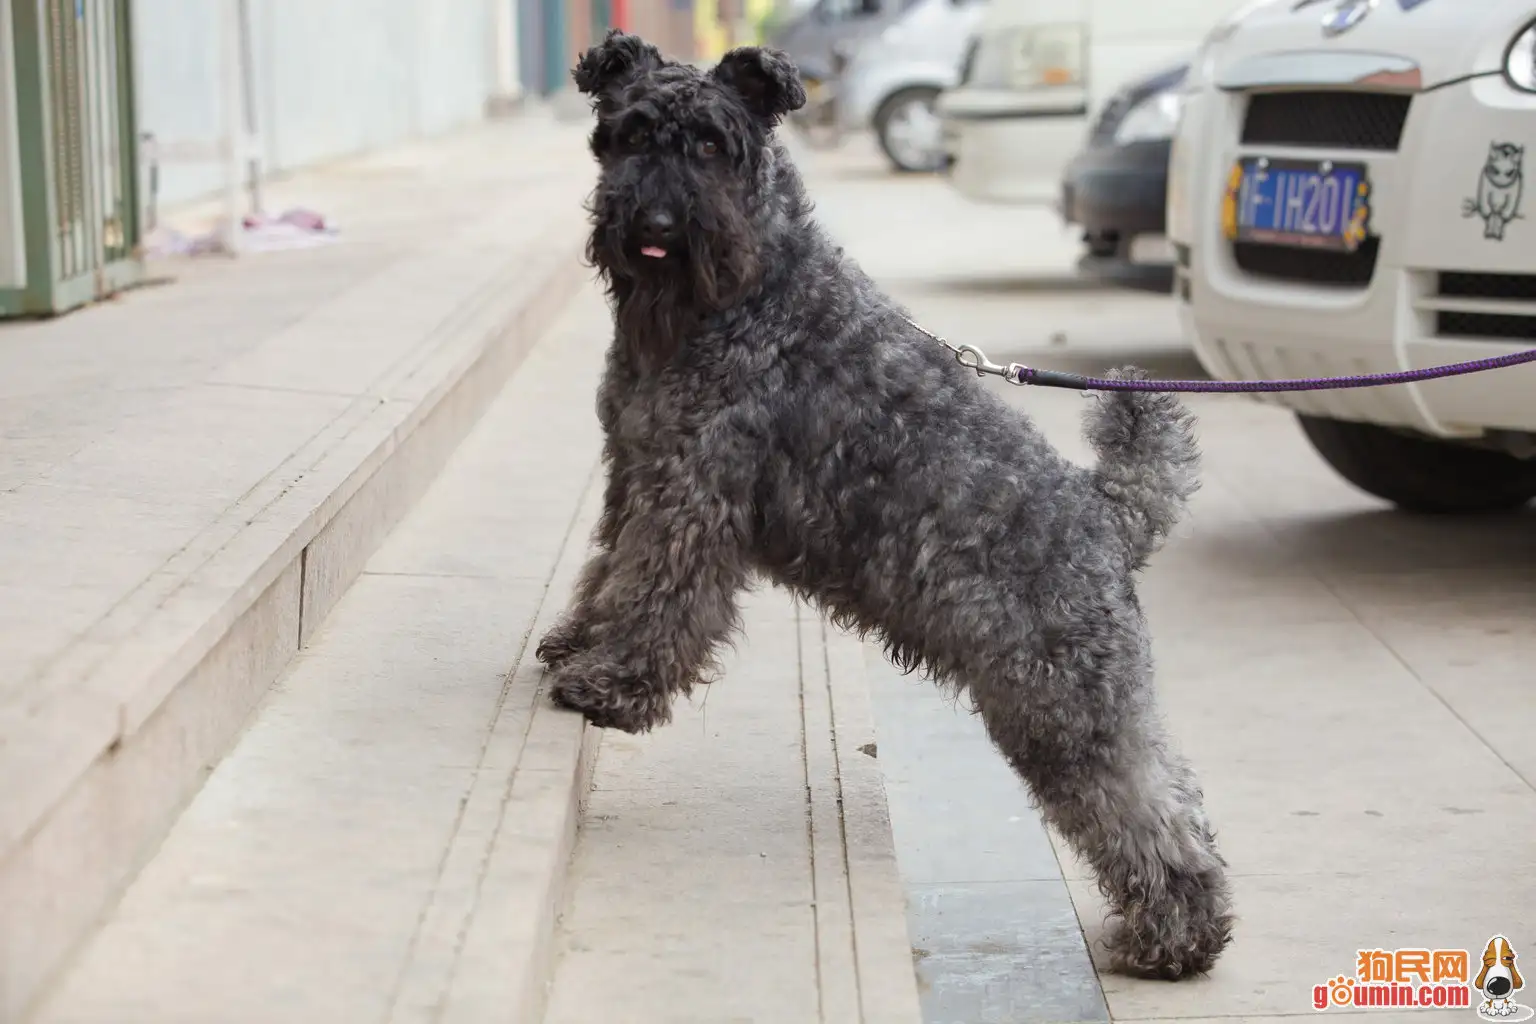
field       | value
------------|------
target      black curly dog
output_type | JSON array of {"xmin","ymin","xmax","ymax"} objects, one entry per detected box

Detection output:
[{"xmin": 536, "ymin": 31, "xmax": 1234, "ymax": 980}]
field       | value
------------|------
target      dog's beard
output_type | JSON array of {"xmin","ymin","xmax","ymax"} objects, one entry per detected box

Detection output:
[{"xmin": 585, "ymin": 194, "xmax": 761, "ymax": 372}]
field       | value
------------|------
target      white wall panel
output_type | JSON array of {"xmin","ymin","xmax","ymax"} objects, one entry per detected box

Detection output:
[{"xmin": 135, "ymin": 0, "xmax": 500, "ymax": 207}]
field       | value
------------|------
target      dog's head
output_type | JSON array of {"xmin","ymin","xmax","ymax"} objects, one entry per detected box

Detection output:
[
  {"xmin": 1476, "ymin": 937, "xmax": 1524, "ymax": 999},
  {"xmin": 573, "ymin": 31, "xmax": 806, "ymax": 363}
]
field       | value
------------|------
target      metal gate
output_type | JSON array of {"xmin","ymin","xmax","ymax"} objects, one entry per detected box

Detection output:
[{"xmin": 0, "ymin": 0, "xmax": 143, "ymax": 317}]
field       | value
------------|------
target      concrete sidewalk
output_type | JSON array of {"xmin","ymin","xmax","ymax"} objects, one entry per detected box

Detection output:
[
  {"xmin": 32, "ymin": 282, "xmax": 922, "ymax": 1024},
  {"xmin": 1, "ymin": 111, "xmax": 594, "ymax": 1019}
]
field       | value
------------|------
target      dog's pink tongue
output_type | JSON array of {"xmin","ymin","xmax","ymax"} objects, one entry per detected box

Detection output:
[{"xmin": 641, "ymin": 245, "xmax": 667, "ymax": 258}]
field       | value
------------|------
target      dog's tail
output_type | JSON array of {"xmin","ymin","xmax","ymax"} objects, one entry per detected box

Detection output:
[{"xmin": 1082, "ymin": 369, "xmax": 1200, "ymax": 566}]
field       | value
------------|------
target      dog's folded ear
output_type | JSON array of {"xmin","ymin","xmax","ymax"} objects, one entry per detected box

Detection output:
[
  {"xmin": 712, "ymin": 46, "xmax": 807, "ymax": 123},
  {"xmin": 573, "ymin": 30, "xmax": 664, "ymax": 107}
]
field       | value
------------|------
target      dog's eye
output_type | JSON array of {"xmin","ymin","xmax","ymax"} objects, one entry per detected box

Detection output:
[
  {"xmin": 699, "ymin": 140, "xmax": 719, "ymax": 157},
  {"xmin": 628, "ymin": 130, "xmax": 646, "ymax": 149}
]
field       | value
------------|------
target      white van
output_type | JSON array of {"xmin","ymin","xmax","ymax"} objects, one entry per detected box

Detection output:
[
  {"xmin": 1169, "ymin": 0, "xmax": 1536, "ymax": 513},
  {"xmin": 937, "ymin": 0, "xmax": 1252, "ymax": 203}
]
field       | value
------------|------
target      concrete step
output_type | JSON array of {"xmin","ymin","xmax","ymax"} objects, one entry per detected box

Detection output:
[
  {"xmin": 544, "ymin": 590, "xmax": 924, "ymax": 1024},
  {"xmin": 30, "ymin": 288, "xmax": 614, "ymax": 1024},
  {"xmin": 1, "ymin": 115, "xmax": 593, "ymax": 1019}
]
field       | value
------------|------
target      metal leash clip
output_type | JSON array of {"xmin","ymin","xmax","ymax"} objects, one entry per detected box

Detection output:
[
  {"xmin": 953, "ymin": 343, "xmax": 1026, "ymax": 384},
  {"xmin": 901, "ymin": 315, "xmax": 1028, "ymax": 385}
]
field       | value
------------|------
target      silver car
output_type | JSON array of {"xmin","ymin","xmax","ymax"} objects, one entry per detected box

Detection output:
[
  {"xmin": 766, "ymin": 0, "xmax": 918, "ymax": 83},
  {"xmin": 838, "ymin": 0, "xmax": 990, "ymax": 173}
]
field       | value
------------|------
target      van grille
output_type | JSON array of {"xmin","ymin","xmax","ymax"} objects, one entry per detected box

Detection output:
[
  {"xmin": 1438, "ymin": 272, "xmax": 1536, "ymax": 301},
  {"xmin": 1437, "ymin": 312, "xmax": 1536, "ymax": 340},
  {"xmin": 1241, "ymin": 91, "xmax": 1411, "ymax": 151},
  {"xmin": 1233, "ymin": 238, "xmax": 1380, "ymax": 287},
  {"xmin": 1434, "ymin": 272, "xmax": 1536, "ymax": 340}
]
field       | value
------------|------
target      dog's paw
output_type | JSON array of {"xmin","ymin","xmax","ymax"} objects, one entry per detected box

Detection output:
[
  {"xmin": 536, "ymin": 618, "xmax": 590, "ymax": 669},
  {"xmin": 1103, "ymin": 899, "xmax": 1234, "ymax": 981},
  {"xmin": 550, "ymin": 659, "xmax": 673, "ymax": 734}
]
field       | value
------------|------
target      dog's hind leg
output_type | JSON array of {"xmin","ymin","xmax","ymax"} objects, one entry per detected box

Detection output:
[{"xmin": 972, "ymin": 652, "xmax": 1234, "ymax": 980}]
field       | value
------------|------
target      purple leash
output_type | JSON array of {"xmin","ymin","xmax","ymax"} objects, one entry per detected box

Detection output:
[{"xmin": 902, "ymin": 316, "xmax": 1536, "ymax": 394}]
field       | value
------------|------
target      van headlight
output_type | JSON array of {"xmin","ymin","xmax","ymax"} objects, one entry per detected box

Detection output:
[
  {"xmin": 966, "ymin": 24, "xmax": 1085, "ymax": 91},
  {"xmin": 1504, "ymin": 18, "xmax": 1536, "ymax": 92},
  {"xmin": 1113, "ymin": 90, "xmax": 1184, "ymax": 145}
]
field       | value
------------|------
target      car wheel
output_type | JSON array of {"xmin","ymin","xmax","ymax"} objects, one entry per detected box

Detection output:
[
  {"xmin": 874, "ymin": 87, "xmax": 945, "ymax": 173},
  {"xmin": 1297, "ymin": 414, "xmax": 1536, "ymax": 514}
]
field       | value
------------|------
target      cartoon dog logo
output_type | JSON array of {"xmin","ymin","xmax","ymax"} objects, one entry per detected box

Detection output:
[
  {"xmin": 1463, "ymin": 142, "xmax": 1525, "ymax": 241},
  {"xmin": 1475, "ymin": 936, "xmax": 1530, "ymax": 1020}
]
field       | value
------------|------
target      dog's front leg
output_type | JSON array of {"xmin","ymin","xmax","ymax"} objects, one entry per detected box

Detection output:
[
  {"xmin": 536, "ymin": 451, "xmax": 631, "ymax": 669},
  {"xmin": 537, "ymin": 354, "xmax": 637, "ymax": 670},
  {"xmin": 547, "ymin": 475, "xmax": 750, "ymax": 734}
]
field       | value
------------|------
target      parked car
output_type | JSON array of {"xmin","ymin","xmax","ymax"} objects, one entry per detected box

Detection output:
[
  {"xmin": 1169, "ymin": 0, "xmax": 1536, "ymax": 512},
  {"xmin": 937, "ymin": 0, "xmax": 1251, "ymax": 204},
  {"xmin": 838, "ymin": 0, "xmax": 989, "ymax": 173},
  {"xmin": 766, "ymin": 0, "xmax": 918, "ymax": 88},
  {"xmin": 1059, "ymin": 60, "xmax": 1190, "ymax": 292}
]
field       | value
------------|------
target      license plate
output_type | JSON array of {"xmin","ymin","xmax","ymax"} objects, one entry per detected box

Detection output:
[{"xmin": 1222, "ymin": 157, "xmax": 1372, "ymax": 252}]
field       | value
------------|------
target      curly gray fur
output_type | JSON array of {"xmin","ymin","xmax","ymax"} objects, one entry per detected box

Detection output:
[{"xmin": 538, "ymin": 31, "xmax": 1234, "ymax": 981}]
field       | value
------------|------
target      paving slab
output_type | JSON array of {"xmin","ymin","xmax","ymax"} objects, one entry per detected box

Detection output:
[
  {"xmin": 866, "ymin": 658, "xmax": 1109, "ymax": 1024},
  {"xmin": 906, "ymin": 881, "xmax": 1108, "ymax": 1024}
]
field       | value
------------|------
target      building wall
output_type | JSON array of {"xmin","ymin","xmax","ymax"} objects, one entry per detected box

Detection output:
[
  {"xmin": 627, "ymin": 0, "xmax": 696, "ymax": 61},
  {"xmin": 135, "ymin": 0, "xmax": 505, "ymax": 208},
  {"xmin": 565, "ymin": 0, "xmax": 593, "ymax": 68},
  {"xmin": 743, "ymin": 0, "xmax": 772, "ymax": 44},
  {"xmin": 517, "ymin": 0, "xmax": 547, "ymax": 95},
  {"xmin": 694, "ymin": 0, "xmax": 728, "ymax": 60},
  {"xmin": 540, "ymin": 0, "xmax": 569, "ymax": 93}
]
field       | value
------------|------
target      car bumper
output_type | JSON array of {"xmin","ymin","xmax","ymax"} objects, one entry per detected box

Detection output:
[
  {"xmin": 1062, "ymin": 138, "xmax": 1173, "ymax": 293},
  {"xmin": 1174, "ymin": 73, "xmax": 1536, "ymax": 437}
]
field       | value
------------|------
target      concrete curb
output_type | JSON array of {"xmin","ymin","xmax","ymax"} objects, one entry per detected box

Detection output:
[
  {"xmin": 1, "ymin": 230, "xmax": 590, "ymax": 1021},
  {"xmin": 803, "ymin": 612, "xmax": 926, "ymax": 1023},
  {"xmin": 433, "ymin": 472, "xmax": 607, "ymax": 1024}
]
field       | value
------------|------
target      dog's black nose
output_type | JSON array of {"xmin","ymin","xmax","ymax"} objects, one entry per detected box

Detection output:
[
  {"xmin": 1488, "ymin": 977, "xmax": 1513, "ymax": 998},
  {"xmin": 644, "ymin": 210, "xmax": 678, "ymax": 239}
]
